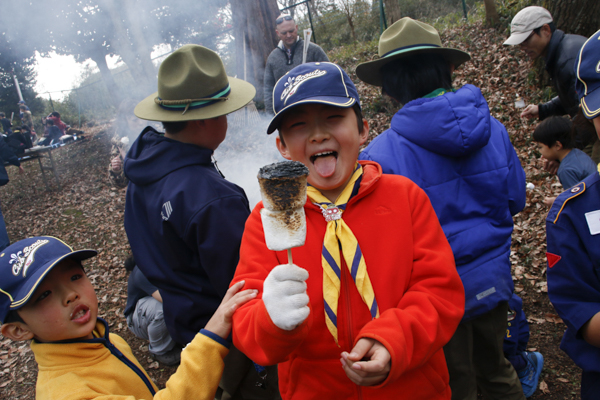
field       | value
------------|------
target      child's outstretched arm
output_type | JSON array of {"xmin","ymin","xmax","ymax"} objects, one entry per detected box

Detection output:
[
  {"xmin": 205, "ymin": 280, "xmax": 258, "ymax": 339},
  {"xmin": 340, "ymin": 338, "xmax": 391, "ymax": 386},
  {"xmin": 152, "ymin": 281, "xmax": 257, "ymax": 400}
]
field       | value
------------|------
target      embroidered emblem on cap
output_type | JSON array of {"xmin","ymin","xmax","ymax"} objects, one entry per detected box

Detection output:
[
  {"xmin": 9, "ymin": 239, "xmax": 49, "ymax": 277},
  {"xmin": 280, "ymin": 69, "xmax": 327, "ymax": 105}
]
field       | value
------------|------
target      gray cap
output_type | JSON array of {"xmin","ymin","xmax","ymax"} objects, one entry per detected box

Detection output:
[{"xmin": 504, "ymin": 6, "xmax": 553, "ymax": 45}]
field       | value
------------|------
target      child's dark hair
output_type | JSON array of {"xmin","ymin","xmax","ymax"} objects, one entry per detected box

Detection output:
[
  {"xmin": 381, "ymin": 53, "xmax": 453, "ymax": 105},
  {"xmin": 3, "ymin": 310, "xmax": 24, "ymax": 324},
  {"xmin": 0, "ymin": 112, "xmax": 5, "ymax": 118},
  {"xmin": 46, "ymin": 119, "xmax": 55, "ymax": 126},
  {"xmin": 50, "ymin": 111, "xmax": 61, "ymax": 118},
  {"xmin": 277, "ymin": 103, "xmax": 364, "ymax": 145},
  {"xmin": 532, "ymin": 116, "xmax": 573, "ymax": 148},
  {"xmin": 161, "ymin": 120, "xmax": 188, "ymax": 134}
]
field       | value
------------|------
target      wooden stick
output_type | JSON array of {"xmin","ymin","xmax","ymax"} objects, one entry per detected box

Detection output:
[{"xmin": 287, "ymin": 248, "xmax": 293, "ymax": 265}]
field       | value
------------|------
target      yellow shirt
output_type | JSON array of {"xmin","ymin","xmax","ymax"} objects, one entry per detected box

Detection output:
[{"xmin": 32, "ymin": 319, "xmax": 229, "ymax": 400}]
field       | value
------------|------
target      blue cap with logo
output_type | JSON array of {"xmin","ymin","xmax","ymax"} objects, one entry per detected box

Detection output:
[
  {"xmin": 0, "ymin": 236, "xmax": 97, "ymax": 323},
  {"xmin": 575, "ymin": 29, "xmax": 600, "ymax": 119},
  {"xmin": 267, "ymin": 62, "xmax": 360, "ymax": 134}
]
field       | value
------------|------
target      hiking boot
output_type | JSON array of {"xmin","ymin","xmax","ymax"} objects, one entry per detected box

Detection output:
[
  {"xmin": 151, "ymin": 346, "xmax": 181, "ymax": 366},
  {"xmin": 517, "ymin": 351, "xmax": 544, "ymax": 398}
]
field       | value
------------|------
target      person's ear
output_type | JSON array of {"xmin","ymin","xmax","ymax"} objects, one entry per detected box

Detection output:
[
  {"xmin": 359, "ymin": 119, "xmax": 369, "ymax": 147},
  {"xmin": 0, "ymin": 322, "xmax": 35, "ymax": 342},
  {"xmin": 552, "ymin": 141, "xmax": 563, "ymax": 151},
  {"xmin": 541, "ymin": 24, "xmax": 552, "ymax": 39},
  {"xmin": 276, "ymin": 135, "xmax": 291, "ymax": 160}
]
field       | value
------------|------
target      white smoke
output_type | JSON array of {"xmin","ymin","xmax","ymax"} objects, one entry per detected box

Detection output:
[{"xmin": 217, "ymin": 107, "xmax": 284, "ymax": 208}]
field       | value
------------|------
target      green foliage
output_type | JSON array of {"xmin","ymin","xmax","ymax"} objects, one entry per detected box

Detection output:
[
  {"xmin": 297, "ymin": 1, "xmax": 379, "ymax": 52},
  {"xmin": 493, "ymin": 0, "xmax": 538, "ymax": 30},
  {"xmin": 327, "ymin": 38, "xmax": 377, "ymax": 68},
  {"xmin": 397, "ymin": 0, "xmax": 477, "ymax": 21}
]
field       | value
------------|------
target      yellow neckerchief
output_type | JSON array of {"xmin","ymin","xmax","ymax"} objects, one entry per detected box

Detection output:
[{"xmin": 306, "ymin": 163, "xmax": 379, "ymax": 345}]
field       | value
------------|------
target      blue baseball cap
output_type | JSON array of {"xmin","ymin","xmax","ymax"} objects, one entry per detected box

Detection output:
[
  {"xmin": 267, "ymin": 62, "xmax": 360, "ymax": 134},
  {"xmin": 17, "ymin": 100, "xmax": 25, "ymax": 104},
  {"xmin": 0, "ymin": 237, "xmax": 97, "ymax": 323},
  {"xmin": 575, "ymin": 29, "xmax": 600, "ymax": 119}
]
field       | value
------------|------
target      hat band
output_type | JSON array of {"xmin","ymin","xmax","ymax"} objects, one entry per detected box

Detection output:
[
  {"xmin": 382, "ymin": 43, "xmax": 441, "ymax": 59},
  {"xmin": 155, "ymin": 85, "xmax": 231, "ymax": 115}
]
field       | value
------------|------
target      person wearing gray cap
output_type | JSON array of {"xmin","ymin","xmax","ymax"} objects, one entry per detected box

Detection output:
[{"xmin": 504, "ymin": 6, "xmax": 587, "ymax": 123}]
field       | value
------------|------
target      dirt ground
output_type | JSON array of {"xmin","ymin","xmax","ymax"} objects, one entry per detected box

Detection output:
[{"xmin": 0, "ymin": 21, "xmax": 587, "ymax": 399}]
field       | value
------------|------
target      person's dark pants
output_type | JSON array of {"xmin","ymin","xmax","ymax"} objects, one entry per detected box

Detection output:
[
  {"xmin": 217, "ymin": 345, "xmax": 281, "ymax": 400},
  {"xmin": 581, "ymin": 370, "xmax": 600, "ymax": 400},
  {"xmin": 0, "ymin": 204, "xmax": 10, "ymax": 252},
  {"xmin": 444, "ymin": 302, "xmax": 525, "ymax": 400},
  {"xmin": 504, "ymin": 293, "xmax": 530, "ymax": 372}
]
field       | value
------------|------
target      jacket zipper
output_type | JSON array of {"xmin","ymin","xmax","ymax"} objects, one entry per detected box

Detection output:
[{"xmin": 104, "ymin": 340, "xmax": 157, "ymax": 396}]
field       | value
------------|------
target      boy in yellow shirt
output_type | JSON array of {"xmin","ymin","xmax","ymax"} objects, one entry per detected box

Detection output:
[{"xmin": 0, "ymin": 236, "xmax": 256, "ymax": 400}]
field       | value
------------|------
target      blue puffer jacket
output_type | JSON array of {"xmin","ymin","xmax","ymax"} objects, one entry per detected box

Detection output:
[{"xmin": 359, "ymin": 84, "xmax": 526, "ymax": 320}]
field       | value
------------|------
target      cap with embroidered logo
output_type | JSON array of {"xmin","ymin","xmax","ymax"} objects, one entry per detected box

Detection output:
[
  {"xmin": 0, "ymin": 236, "xmax": 97, "ymax": 323},
  {"xmin": 267, "ymin": 62, "xmax": 360, "ymax": 134},
  {"xmin": 575, "ymin": 29, "xmax": 600, "ymax": 119}
]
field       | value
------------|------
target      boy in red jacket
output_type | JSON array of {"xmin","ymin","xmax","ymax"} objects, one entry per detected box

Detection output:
[{"xmin": 230, "ymin": 62, "xmax": 465, "ymax": 399}]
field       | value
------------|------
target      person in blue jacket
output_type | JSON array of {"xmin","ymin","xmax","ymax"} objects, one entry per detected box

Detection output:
[
  {"xmin": 123, "ymin": 45, "xmax": 280, "ymax": 399},
  {"xmin": 356, "ymin": 18, "xmax": 539, "ymax": 399},
  {"xmin": 0, "ymin": 136, "xmax": 24, "ymax": 251},
  {"xmin": 545, "ymin": 29, "xmax": 600, "ymax": 400}
]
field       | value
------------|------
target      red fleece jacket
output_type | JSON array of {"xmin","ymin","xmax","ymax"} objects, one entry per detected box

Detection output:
[{"xmin": 231, "ymin": 161, "xmax": 465, "ymax": 400}]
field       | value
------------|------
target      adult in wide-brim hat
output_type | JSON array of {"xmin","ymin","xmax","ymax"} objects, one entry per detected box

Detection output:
[
  {"xmin": 356, "ymin": 18, "xmax": 470, "ymax": 87},
  {"xmin": 134, "ymin": 44, "xmax": 255, "ymax": 122}
]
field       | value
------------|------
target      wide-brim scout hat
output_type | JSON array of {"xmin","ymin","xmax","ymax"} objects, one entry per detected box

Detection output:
[
  {"xmin": 135, "ymin": 44, "xmax": 256, "ymax": 122},
  {"xmin": 356, "ymin": 17, "xmax": 471, "ymax": 87},
  {"xmin": 0, "ymin": 236, "xmax": 97, "ymax": 323},
  {"xmin": 575, "ymin": 29, "xmax": 600, "ymax": 119}
]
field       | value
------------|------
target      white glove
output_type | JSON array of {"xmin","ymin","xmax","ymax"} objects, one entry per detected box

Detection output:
[{"xmin": 263, "ymin": 264, "xmax": 310, "ymax": 331}]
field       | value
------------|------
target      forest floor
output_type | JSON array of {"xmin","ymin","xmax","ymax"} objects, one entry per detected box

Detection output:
[{"xmin": 0, "ymin": 21, "xmax": 584, "ymax": 399}]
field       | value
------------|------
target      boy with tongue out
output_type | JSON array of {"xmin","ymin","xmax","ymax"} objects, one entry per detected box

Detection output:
[
  {"xmin": 0, "ymin": 236, "xmax": 258, "ymax": 400},
  {"xmin": 230, "ymin": 61, "xmax": 465, "ymax": 399}
]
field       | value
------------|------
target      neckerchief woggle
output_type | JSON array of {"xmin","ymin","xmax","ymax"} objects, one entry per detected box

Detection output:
[{"xmin": 306, "ymin": 163, "xmax": 379, "ymax": 345}]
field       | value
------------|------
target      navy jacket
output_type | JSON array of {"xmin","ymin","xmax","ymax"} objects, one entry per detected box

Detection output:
[
  {"xmin": 0, "ymin": 135, "xmax": 20, "ymax": 186},
  {"xmin": 124, "ymin": 127, "xmax": 250, "ymax": 345},
  {"xmin": 539, "ymin": 29, "xmax": 587, "ymax": 120},
  {"xmin": 546, "ymin": 172, "xmax": 600, "ymax": 373},
  {"xmin": 359, "ymin": 84, "xmax": 526, "ymax": 320}
]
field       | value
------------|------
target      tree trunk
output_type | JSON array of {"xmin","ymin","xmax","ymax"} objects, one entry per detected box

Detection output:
[
  {"xmin": 483, "ymin": 0, "xmax": 499, "ymax": 27},
  {"xmin": 383, "ymin": 0, "xmax": 402, "ymax": 25},
  {"xmin": 346, "ymin": 15, "xmax": 358, "ymax": 42},
  {"xmin": 89, "ymin": 52, "xmax": 122, "ymax": 108},
  {"xmin": 338, "ymin": 1, "xmax": 357, "ymax": 42},
  {"xmin": 230, "ymin": 0, "xmax": 280, "ymax": 105},
  {"xmin": 542, "ymin": 0, "xmax": 600, "ymax": 37},
  {"xmin": 97, "ymin": 0, "xmax": 153, "ymax": 90},
  {"xmin": 124, "ymin": 1, "xmax": 156, "ymax": 92}
]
